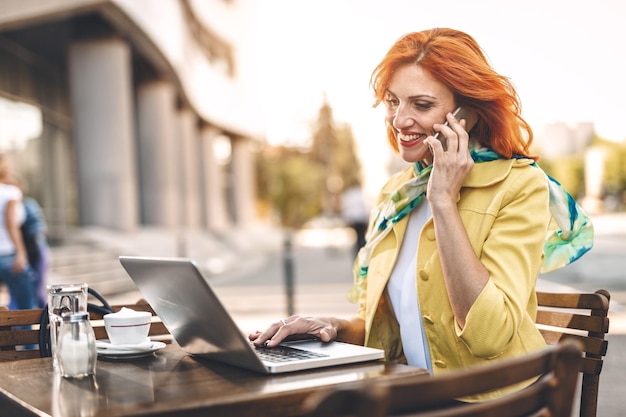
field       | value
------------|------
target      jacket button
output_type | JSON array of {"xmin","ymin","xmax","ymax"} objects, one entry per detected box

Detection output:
[
  {"xmin": 419, "ymin": 270, "xmax": 429, "ymax": 281},
  {"xmin": 423, "ymin": 315, "xmax": 434, "ymax": 324},
  {"xmin": 434, "ymin": 360, "xmax": 447, "ymax": 368},
  {"xmin": 426, "ymin": 229, "xmax": 436, "ymax": 240}
]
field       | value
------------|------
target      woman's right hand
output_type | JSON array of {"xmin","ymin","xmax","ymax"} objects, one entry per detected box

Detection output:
[{"xmin": 248, "ymin": 315, "xmax": 339, "ymax": 348}]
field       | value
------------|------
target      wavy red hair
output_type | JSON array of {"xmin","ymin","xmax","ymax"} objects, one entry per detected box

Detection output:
[{"xmin": 370, "ymin": 28, "xmax": 536, "ymax": 160}]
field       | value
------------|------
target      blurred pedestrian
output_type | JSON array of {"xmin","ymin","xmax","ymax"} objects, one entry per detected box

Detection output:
[
  {"xmin": 0, "ymin": 154, "xmax": 37, "ymax": 310},
  {"xmin": 10, "ymin": 175, "xmax": 49, "ymax": 308},
  {"xmin": 340, "ymin": 181, "xmax": 370, "ymax": 258}
]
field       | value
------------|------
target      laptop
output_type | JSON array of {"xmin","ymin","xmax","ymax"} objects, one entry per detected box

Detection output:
[{"xmin": 118, "ymin": 256, "xmax": 384, "ymax": 373}]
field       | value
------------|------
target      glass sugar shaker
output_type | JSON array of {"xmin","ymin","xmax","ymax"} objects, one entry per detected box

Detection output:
[{"xmin": 57, "ymin": 312, "xmax": 97, "ymax": 378}]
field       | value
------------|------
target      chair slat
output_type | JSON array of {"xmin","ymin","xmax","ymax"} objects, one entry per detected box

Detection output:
[
  {"xmin": 0, "ymin": 329, "xmax": 40, "ymax": 347},
  {"xmin": 538, "ymin": 329, "xmax": 607, "ymax": 356},
  {"xmin": 93, "ymin": 327, "xmax": 108, "ymax": 340},
  {"xmin": 536, "ymin": 310, "xmax": 609, "ymax": 333},
  {"xmin": 580, "ymin": 357, "xmax": 603, "ymax": 376},
  {"xmin": 0, "ymin": 308, "xmax": 44, "ymax": 327},
  {"xmin": 537, "ymin": 291, "xmax": 610, "ymax": 310}
]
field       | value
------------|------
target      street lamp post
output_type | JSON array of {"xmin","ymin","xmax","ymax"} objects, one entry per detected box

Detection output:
[{"xmin": 282, "ymin": 229, "xmax": 295, "ymax": 317}]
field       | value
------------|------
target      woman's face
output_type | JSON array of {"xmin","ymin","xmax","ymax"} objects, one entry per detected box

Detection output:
[{"xmin": 384, "ymin": 64, "xmax": 456, "ymax": 164}]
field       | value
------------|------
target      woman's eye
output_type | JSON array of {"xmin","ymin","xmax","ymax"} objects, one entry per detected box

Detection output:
[{"xmin": 413, "ymin": 102, "xmax": 433, "ymax": 111}]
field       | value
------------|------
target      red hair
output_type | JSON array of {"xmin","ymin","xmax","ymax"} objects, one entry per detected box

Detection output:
[{"xmin": 370, "ymin": 28, "xmax": 536, "ymax": 160}]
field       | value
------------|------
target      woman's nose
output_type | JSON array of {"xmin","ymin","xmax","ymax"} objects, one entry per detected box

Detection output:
[{"xmin": 393, "ymin": 104, "xmax": 414, "ymax": 129}]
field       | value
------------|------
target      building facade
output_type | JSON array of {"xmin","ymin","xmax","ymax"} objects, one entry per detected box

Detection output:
[{"xmin": 0, "ymin": 0, "xmax": 260, "ymax": 244}]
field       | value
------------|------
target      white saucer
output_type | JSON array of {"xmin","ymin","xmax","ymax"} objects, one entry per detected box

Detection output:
[{"xmin": 96, "ymin": 340, "xmax": 166, "ymax": 360}]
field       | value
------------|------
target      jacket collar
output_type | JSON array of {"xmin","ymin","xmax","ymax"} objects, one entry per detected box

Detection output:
[
  {"xmin": 381, "ymin": 157, "xmax": 535, "ymax": 196},
  {"xmin": 463, "ymin": 157, "xmax": 534, "ymax": 188}
]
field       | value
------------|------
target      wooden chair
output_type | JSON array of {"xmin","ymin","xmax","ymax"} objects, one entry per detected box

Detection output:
[
  {"xmin": 301, "ymin": 339, "xmax": 583, "ymax": 417},
  {"xmin": 535, "ymin": 289, "xmax": 611, "ymax": 417},
  {"xmin": 0, "ymin": 300, "xmax": 170, "ymax": 362}
]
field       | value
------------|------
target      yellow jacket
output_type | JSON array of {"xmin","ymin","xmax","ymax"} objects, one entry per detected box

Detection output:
[{"xmin": 355, "ymin": 158, "xmax": 550, "ymax": 400}]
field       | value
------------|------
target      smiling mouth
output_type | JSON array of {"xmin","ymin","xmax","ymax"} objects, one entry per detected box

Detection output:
[{"xmin": 397, "ymin": 132, "xmax": 426, "ymax": 146}]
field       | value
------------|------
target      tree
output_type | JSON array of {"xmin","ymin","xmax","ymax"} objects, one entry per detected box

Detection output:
[
  {"xmin": 255, "ymin": 98, "xmax": 363, "ymax": 228},
  {"xmin": 256, "ymin": 145, "xmax": 323, "ymax": 229},
  {"xmin": 310, "ymin": 97, "xmax": 363, "ymax": 215}
]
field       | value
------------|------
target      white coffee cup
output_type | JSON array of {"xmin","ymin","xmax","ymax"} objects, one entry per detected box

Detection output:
[{"xmin": 103, "ymin": 308, "xmax": 152, "ymax": 345}]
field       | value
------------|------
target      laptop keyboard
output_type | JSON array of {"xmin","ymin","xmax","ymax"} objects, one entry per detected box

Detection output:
[{"xmin": 255, "ymin": 345, "xmax": 329, "ymax": 362}]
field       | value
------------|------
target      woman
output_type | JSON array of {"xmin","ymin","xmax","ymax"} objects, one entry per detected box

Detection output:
[
  {"xmin": 0, "ymin": 154, "xmax": 37, "ymax": 310},
  {"xmin": 10, "ymin": 176, "xmax": 50, "ymax": 308},
  {"xmin": 250, "ymin": 28, "xmax": 592, "ymax": 400}
]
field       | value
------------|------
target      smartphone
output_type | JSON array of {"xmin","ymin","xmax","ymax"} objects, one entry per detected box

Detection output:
[{"xmin": 433, "ymin": 107, "xmax": 476, "ymax": 151}]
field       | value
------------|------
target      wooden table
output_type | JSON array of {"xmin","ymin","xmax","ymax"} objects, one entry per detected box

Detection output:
[{"xmin": 0, "ymin": 344, "xmax": 428, "ymax": 417}]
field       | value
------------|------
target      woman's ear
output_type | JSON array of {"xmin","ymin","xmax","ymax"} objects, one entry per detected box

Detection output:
[{"xmin": 462, "ymin": 109, "xmax": 479, "ymax": 133}]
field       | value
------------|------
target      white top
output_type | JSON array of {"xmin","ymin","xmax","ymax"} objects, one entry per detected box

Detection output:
[
  {"xmin": 387, "ymin": 201, "xmax": 433, "ymax": 372},
  {"xmin": 0, "ymin": 183, "xmax": 25, "ymax": 255}
]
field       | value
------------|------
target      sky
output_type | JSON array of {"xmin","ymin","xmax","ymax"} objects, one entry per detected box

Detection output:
[{"xmin": 240, "ymin": 0, "xmax": 626, "ymax": 194}]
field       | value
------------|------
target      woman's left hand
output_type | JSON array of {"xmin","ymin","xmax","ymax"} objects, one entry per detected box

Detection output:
[{"xmin": 425, "ymin": 112, "xmax": 474, "ymax": 206}]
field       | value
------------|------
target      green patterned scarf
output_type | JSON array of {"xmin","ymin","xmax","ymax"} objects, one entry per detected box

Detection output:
[{"xmin": 347, "ymin": 148, "xmax": 594, "ymax": 303}]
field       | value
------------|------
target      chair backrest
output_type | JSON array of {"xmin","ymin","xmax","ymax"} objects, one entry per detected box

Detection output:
[
  {"xmin": 0, "ymin": 300, "xmax": 170, "ymax": 362},
  {"xmin": 535, "ymin": 289, "xmax": 610, "ymax": 417},
  {"xmin": 301, "ymin": 339, "xmax": 583, "ymax": 417},
  {"xmin": 0, "ymin": 306, "xmax": 42, "ymax": 361}
]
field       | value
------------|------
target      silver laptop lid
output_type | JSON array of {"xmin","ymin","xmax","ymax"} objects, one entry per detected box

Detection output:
[{"xmin": 119, "ymin": 256, "xmax": 268, "ymax": 373}]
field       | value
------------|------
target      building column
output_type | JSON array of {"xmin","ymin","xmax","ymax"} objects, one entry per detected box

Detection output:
[
  {"xmin": 136, "ymin": 80, "xmax": 179, "ymax": 229},
  {"xmin": 199, "ymin": 125, "xmax": 228, "ymax": 232},
  {"xmin": 177, "ymin": 108, "xmax": 201, "ymax": 229},
  {"xmin": 68, "ymin": 38, "xmax": 138, "ymax": 231},
  {"xmin": 230, "ymin": 137, "xmax": 256, "ymax": 226},
  {"xmin": 42, "ymin": 124, "xmax": 72, "ymax": 243}
]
